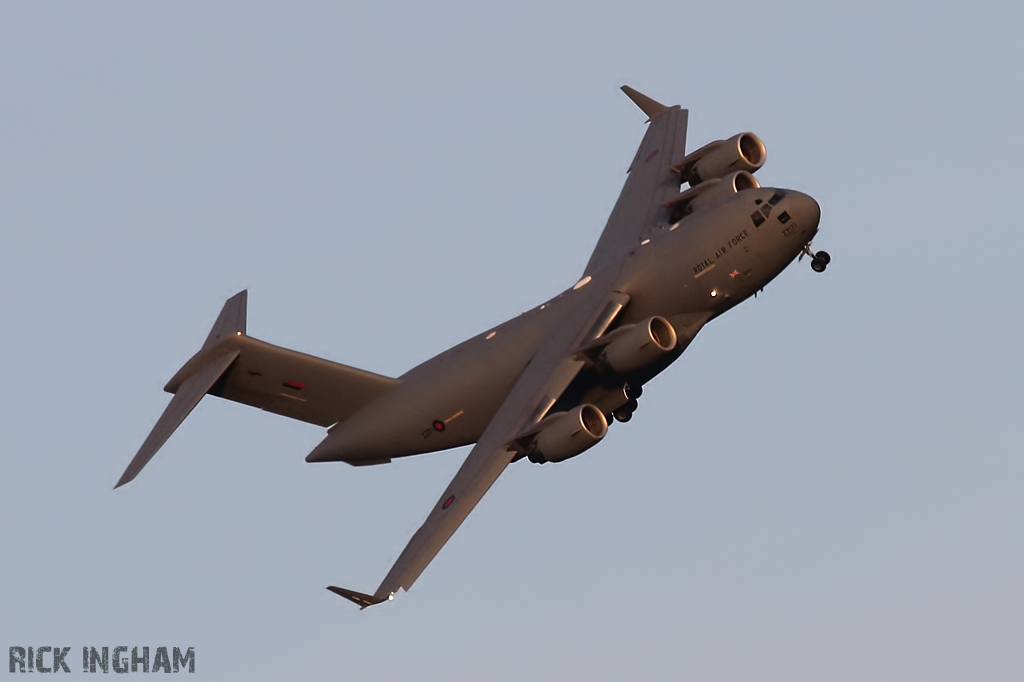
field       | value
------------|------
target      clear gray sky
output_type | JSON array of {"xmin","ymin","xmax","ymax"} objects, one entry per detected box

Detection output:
[{"xmin": 2, "ymin": 1, "xmax": 1022, "ymax": 679}]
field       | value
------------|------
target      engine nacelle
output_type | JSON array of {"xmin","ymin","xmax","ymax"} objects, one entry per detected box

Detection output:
[
  {"xmin": 529, "ymin": 404, "xmax": 607, "ymax": 464},
  {"xmin": 681, "ymin": 133, "xmax": 766, "ymax": 186},
  {"xmin": 665, "ymin": 170, "xmax": 761, "ymax": 223},
  {"xmin": 688, "ymin": 171, "xmax": 760, "ymax": 212},
  {"xmin": 600, "ymin": 316, "xmax": 678, "ymax": 374}
]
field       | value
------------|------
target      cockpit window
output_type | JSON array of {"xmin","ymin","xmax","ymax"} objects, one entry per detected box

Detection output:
[
  {"xmin": 750, "ymin": 210, "xmax": 765, "ymax": 227},
  {"xmin": 768, "ymin": 191, "xmax": 786, "ymax": 206},
  {"xmin": 777, "ymin": 211, "xmax": 791, "ymax": 224}
]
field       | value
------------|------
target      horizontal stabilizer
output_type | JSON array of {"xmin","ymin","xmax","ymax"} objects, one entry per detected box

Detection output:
[
  {"xmin": 327, "ymin": 586, "xmax": 391, "ymax": 609},
  {"xmin": 115, "ymin": 350, "xmax": 240, "ymax": 488}
]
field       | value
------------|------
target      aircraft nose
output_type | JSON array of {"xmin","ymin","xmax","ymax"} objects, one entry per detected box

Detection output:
[{"xmin": 788, "ymin": 191, "xmax": 821, "ymax": 231}]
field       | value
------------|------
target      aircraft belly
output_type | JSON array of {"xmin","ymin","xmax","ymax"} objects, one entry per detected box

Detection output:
[
  {"xmin": 308, "ymin": 307, "xmax": 562, "ymax": 463},
  {"xmin": 312, "ymin": 196, "xmax": 807, "ymax": 467}
]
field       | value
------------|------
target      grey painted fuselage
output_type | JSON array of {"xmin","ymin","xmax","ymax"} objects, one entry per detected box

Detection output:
[
  {"xmin": 308, "ymin": 186, "xmax": 820, "ymax": 464},
  {"xmin": 117, "ymin": 88, "xmax": 827, "ymax": 607}
]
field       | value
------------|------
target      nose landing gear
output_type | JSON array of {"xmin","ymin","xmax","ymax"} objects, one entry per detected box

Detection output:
[{"xmin": 803, "ymin": 244, "xmax": 831, "ymax": 273}]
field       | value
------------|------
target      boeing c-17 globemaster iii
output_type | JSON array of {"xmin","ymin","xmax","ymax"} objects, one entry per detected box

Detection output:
[{"xmin": 117, "ymin": 87, "xmax": 828, "ymax": 608}]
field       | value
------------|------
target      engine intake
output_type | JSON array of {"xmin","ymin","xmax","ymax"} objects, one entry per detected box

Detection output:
[
  {"xmin": 674, "ymin": 132, "xmax": 766, "ymax": 187},
  {"xmin": 688, "ymin": 171, "xmax": 760, "ymax": 212},
  {"xmin": 600, "ymin": 316, "xmax": 678, "ymax": 374},
  {"xmin": 529, "ymin": 404, "xmax": 607, "ymax": 464}
]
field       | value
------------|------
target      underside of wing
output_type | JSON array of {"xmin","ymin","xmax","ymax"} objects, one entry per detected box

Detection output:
[
  {"xmin": 329, "ymin": 87, "xmax": 692, "ymax": 609},
  {"xmin": 583, "ymin": 88, "xmax": 689, "ymax": 276},
  {"xmin": 329, "ymin": 288, "xmax": 631, "ymax": 608}
]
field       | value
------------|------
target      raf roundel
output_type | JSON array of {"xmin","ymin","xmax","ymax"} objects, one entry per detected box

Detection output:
[
  {"xmin": 442, "ymin": 495, "xmax": 455, "ymax": 510},
  {"xmin": 432, "ymin": 420, "xmax": 446, "ymax": 432}
]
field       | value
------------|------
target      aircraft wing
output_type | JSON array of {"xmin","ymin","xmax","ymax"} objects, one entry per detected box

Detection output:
[
  {"xmin": 330, "ymin": 87, "xmax": 686, "ymax": 608},
  {"xmin": 582, "ymin": 87, "xmax": 689, "ymax": 276},
  {"xmin": 330, "ymin": 287, "xmax": 631, "ymax": 607}
]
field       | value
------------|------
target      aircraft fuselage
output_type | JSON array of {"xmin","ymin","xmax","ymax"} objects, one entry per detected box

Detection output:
[
  {"xmin": 308, "ymin": 186, "xmax": 820, "ymax": 465},
  {"xmin": 118, "ymin": 89, "xmax": 828, "ymax": 606}
]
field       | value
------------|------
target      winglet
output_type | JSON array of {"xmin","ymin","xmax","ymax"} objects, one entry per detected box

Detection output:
[
  {"xmin": 621, "ymin": 86, "xmax": 667, "ymax": 118},
  {"xmin": 327, "ymin": 586, "xmax": 392, "ymax": 609}
]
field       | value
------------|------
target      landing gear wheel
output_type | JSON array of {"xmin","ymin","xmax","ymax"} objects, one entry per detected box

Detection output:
[
  {"xmin": 811, "ymin": 258, "xmax": 827, "ymax": 273},
  {"xmin": 815, "ymin": 250, "xmax": 831, "ymax": 265},
  {"xmin": 625, "ymin": 384, "xmax": 643, "ymax": 401},
  {"xmin": 613, "ymin": 398, "xmax": 639, "ymax": 423}
]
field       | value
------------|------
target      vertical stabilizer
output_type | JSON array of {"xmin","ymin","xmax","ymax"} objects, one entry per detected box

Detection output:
[{"xmin": 204, "ymin": 290, "xmax": 247, "ymax": 348}]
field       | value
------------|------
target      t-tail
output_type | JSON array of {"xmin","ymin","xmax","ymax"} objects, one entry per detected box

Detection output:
[{"xmin": 115, "ymin": 290, "xmax": 399, "ymax": 489}]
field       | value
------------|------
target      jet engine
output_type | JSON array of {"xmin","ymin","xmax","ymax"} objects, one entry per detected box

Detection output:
[
  {"xmin": 600, "ymin": 316, "xmax": 678, "ymax": 374},
  {"xmin": 529, "ymin": 404, "xmax": 608, "ymax": 464},
  {"xmin": 676, "ymin": 132, "xmax": 766, "ymax": 187},
  {"xmin": 687, "ymin": 171, "xmax": 760, "ymax": 212}
]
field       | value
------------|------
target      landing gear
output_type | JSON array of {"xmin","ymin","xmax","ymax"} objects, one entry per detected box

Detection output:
[
  {"xmin": 613, "ymin": 396, "xmax": 639, "ymax": 423},
  {"xmin": 803, "ymin": 244, "xmax": 831, "ymax": 273}
]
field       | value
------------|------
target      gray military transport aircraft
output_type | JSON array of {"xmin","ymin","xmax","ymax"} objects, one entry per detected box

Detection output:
[{"xmin": 117, "ymin": 87, "xmax": 827, "ymax": 608}]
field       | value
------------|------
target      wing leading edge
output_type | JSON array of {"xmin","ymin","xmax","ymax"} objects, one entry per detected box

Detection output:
[
  {"xmin": 583, "ymin": 87, "xmax": 688, "ymax": 277},
  {"xmin": 331, "ymin": 86, "xmax": 688, "ymax": 608},
  {"xmin": 330, "ymin": 289, "xmax": 630, "ymax": 608}
]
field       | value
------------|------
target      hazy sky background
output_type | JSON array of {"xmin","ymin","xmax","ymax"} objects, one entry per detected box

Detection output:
[{"xmin": 2, "ymin": 1, "xmax": 1023, "ymax": 679}]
